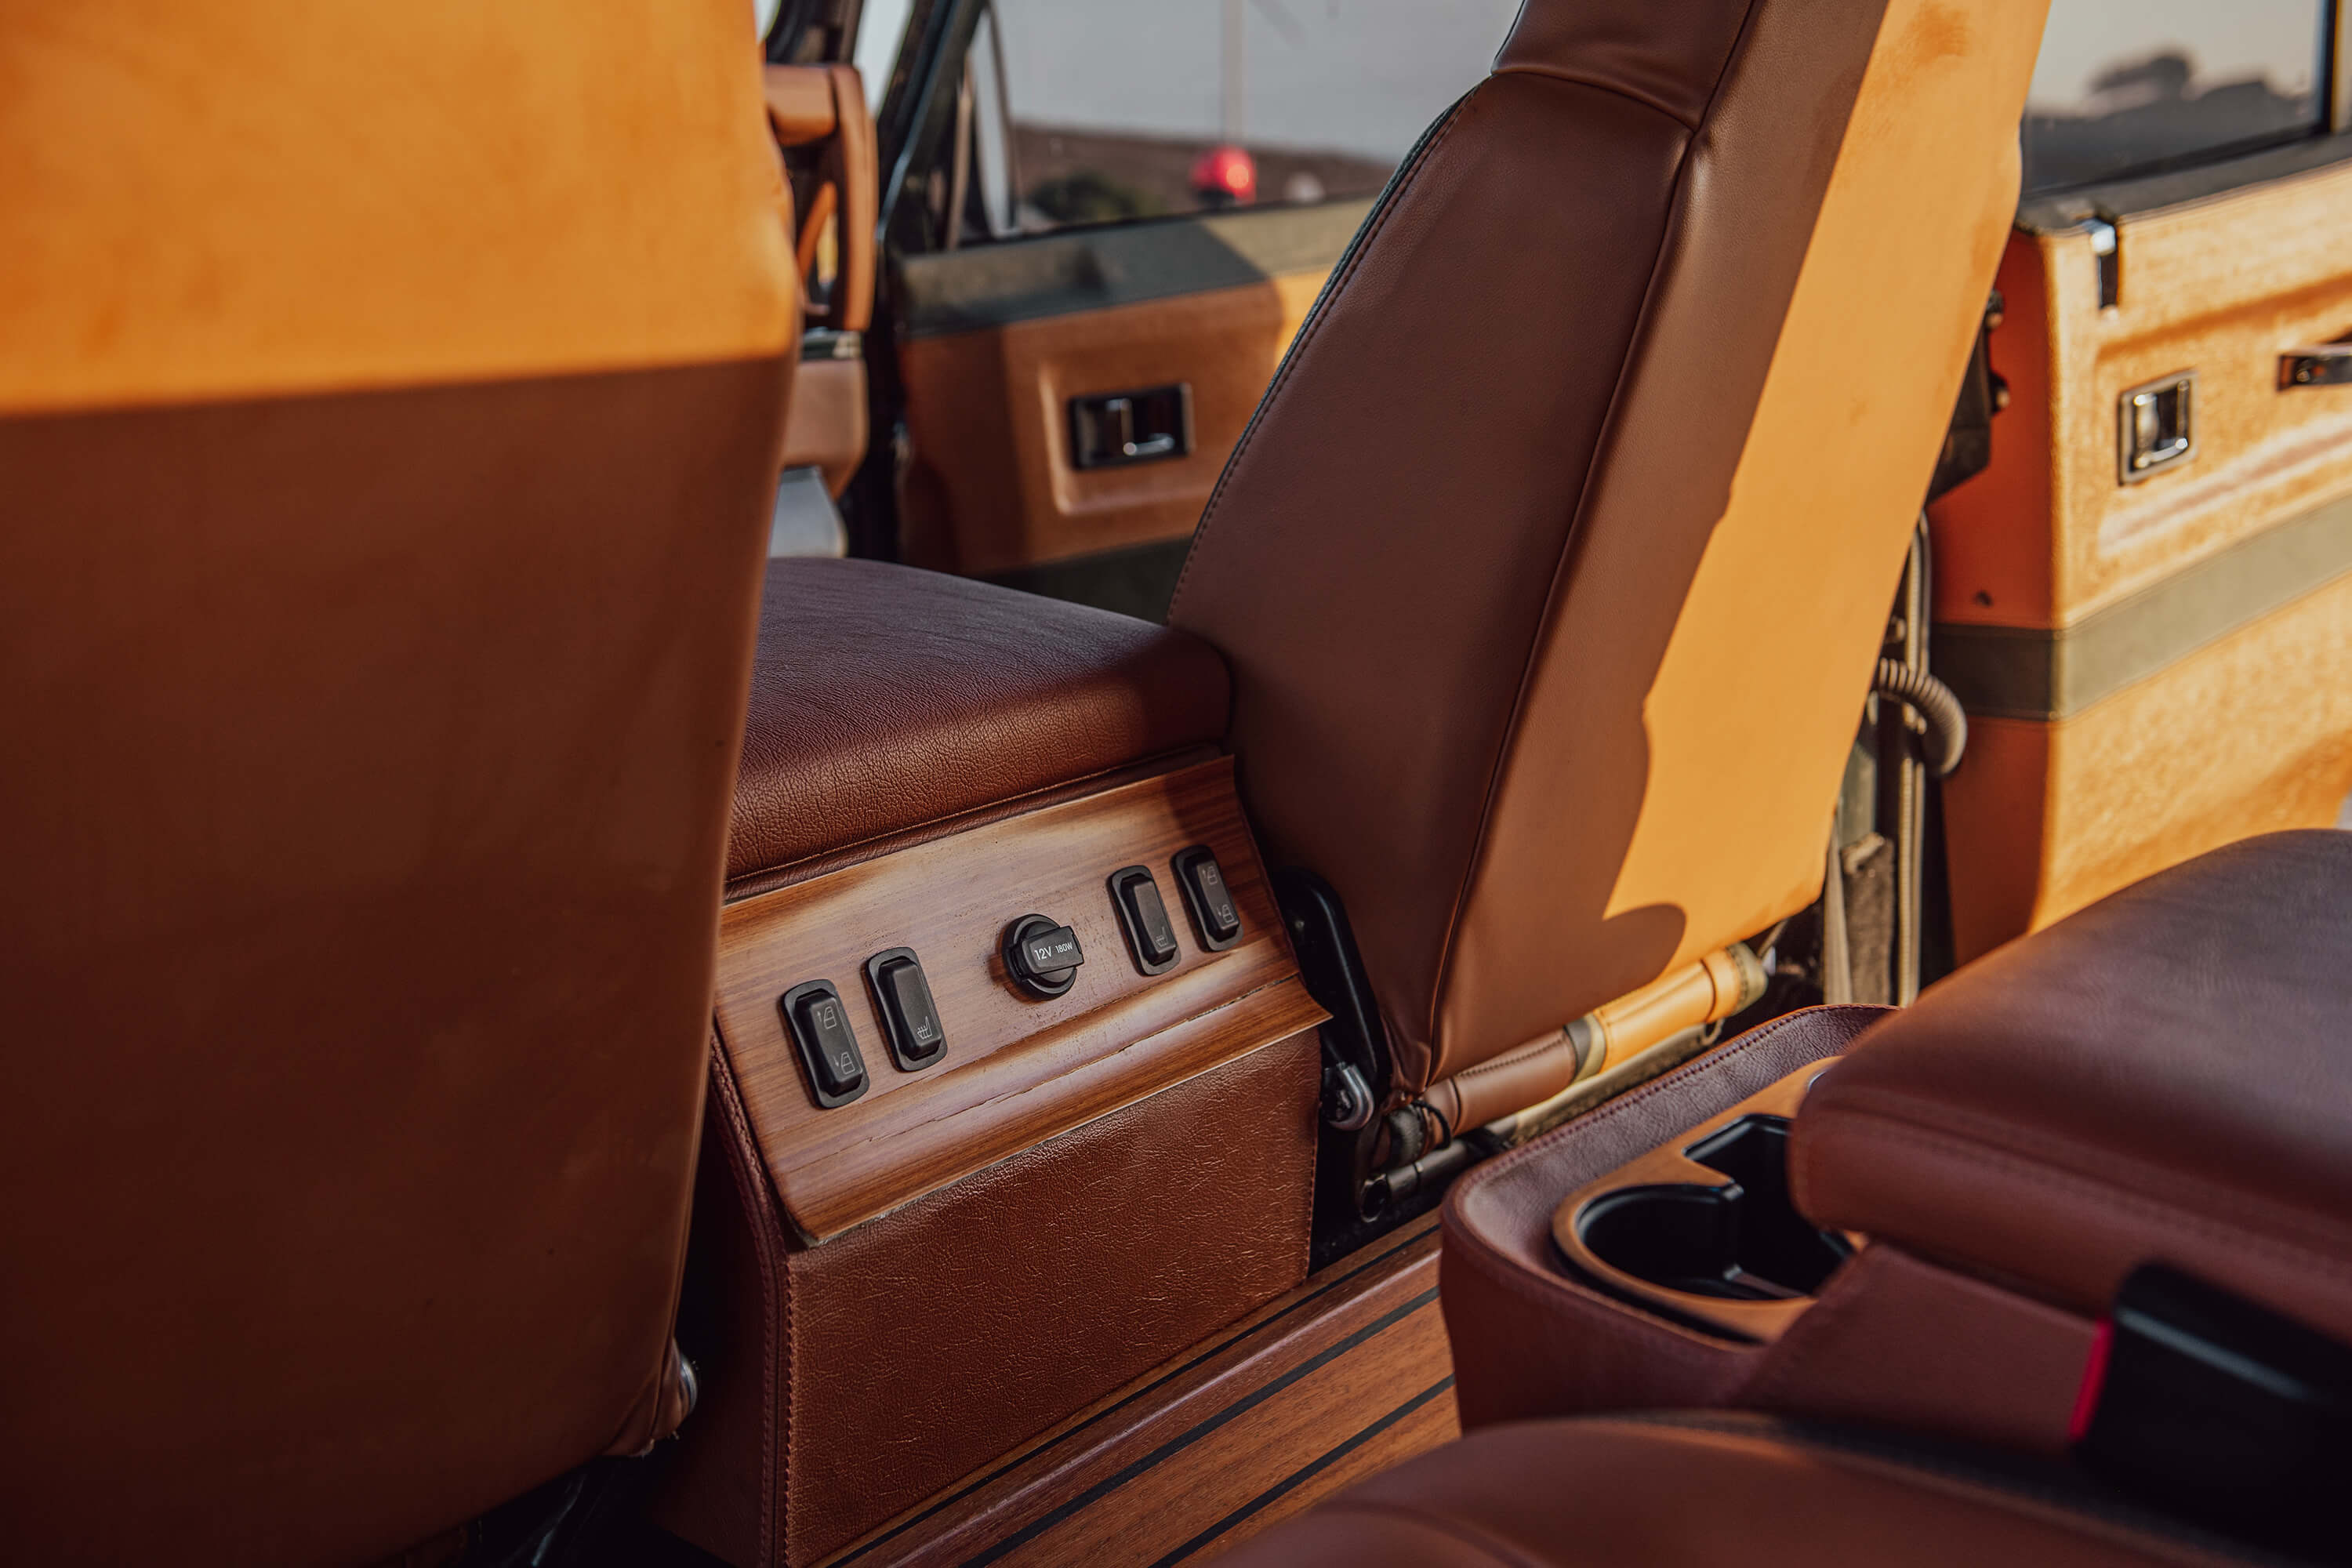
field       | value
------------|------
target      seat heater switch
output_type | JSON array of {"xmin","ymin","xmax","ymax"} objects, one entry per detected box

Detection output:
[
  {"xmin": 779, "ymin": 980, "xmax": 868, "ymax": 1109},
  {"xmin": 1004, "ymin": 914, "xmax": 1084, "ymax": 998},
  {"xmin": 863, "ymin": 946, "xmax": 946, "ymax": 1071},
  {"xmin": 1172, "ymin": 845, "xmax": 1243, "ymax": 950},
  {"xmin": 1109, "ymin": 866, "xmax": 1181, "ymax": 975}
]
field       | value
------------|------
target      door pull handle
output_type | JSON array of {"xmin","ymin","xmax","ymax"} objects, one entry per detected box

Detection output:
[{"xmin": 2280, "ymin": 344, "xmax": 2352, "ymax": 390}]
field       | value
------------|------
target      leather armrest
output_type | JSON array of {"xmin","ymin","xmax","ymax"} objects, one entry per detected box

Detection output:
[
  {"xmin": 728, "ymin": 559, "xmax": 1229, "ymax": 889},
  {"xmin": 1792, "ymin": 830, "xmax": 2352, "ymax": 1335}
]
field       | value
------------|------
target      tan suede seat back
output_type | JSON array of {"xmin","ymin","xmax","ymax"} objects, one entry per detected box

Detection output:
[
  {"xmin": 0, "ymin": 2, "xmax": 797, "ymax": 1561},
  {"xmin": 1170, "ymin": 0, "xmax": 2049, "ymax": 1094}
]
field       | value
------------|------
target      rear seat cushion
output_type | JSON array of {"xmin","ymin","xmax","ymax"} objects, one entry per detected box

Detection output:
[
  {"xmin": 728, "ymin": 558, "xmax": 1230, "ymax": 887},
  {"xmin": 1795, "ymin": 830, "xmax": 2352, "ymax": 1334},
  {"xmin": 1210, "ymin": 1414, "xmax": 2252, "ymax": 1566}
]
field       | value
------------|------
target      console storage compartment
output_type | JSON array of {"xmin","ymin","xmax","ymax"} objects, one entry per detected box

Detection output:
[{"xmin": 654, "ymin": 758, "xmax": 1324, "ymax": 1566}]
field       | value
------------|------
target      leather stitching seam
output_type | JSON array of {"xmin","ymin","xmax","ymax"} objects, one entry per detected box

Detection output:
[
  {"xmin": 1490, "ymin": 63, "xmax": 1703, "ymax": 129},
  {"xmin": 1798, "ymin": 1112, "xmax": 2352, "ymax": 1290},
  {"xmin": 1167, "ymin": 89, "xmax": 1475, "ymax": 619}
]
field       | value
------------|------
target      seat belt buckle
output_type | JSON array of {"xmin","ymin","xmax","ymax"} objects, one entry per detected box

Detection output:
[{"xmin": 2071, "ymin": 1263, "xmax": 2352, "ymax": 1556}]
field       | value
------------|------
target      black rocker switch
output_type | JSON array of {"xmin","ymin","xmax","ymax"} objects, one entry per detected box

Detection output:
[
  {"xmin": 1004, "ymin": 914, "xmax": 1084, "ymax": 998},
  {"xmin": 1172, "ymin": 845, "xmax": 1243, "ymax": 949},
  {"xmin": 863, "ymin": 947, "xmax": 946, "ymax": 1070},
  {"xmin": 779, "ymin": 980, "xmax": 867, "ymax": 1107},
  {"xmin": 1109, "ymin": 866, "xmax": 1181, "ymax": 975}
]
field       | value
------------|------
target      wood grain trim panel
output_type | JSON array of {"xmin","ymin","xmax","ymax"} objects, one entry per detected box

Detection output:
[
  {"xmin": 713, "ymin": 757, "xmax": 1325, "ymax": 1240},
  {"xmin": 824, "ymin": 1215, "xmax": 1454, "ymax": 1566}
]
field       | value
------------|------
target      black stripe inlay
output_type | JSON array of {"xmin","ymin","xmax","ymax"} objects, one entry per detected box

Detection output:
[
  {"xmin": 837, "ymin": 1225, "xmax": 1436, "ymax": 1563},
  {"xmin": 953, "ymin": 1287, "xmax": 1443, "ymax": 1567},
  {"xmin": 1149, "ymin": 1376, "xmax": 1457, "ymax": 1566}
]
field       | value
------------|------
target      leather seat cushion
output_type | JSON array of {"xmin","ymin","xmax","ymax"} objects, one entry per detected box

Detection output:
[
  {"xmin": 1794, "ymin": 830, "xmax": 2352, "ymax": 1335},
  {"xmin": 728, "ymin": 558, "xmax": 1229, "ymax": 885},
  {"xmin": 1211, "ymin": 1414, "xmax": 2251, "ymax": 1566}
]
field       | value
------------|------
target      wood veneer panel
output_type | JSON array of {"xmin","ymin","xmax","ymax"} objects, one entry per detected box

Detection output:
[
  {"xmin": 713, "ymin": 757, "xmax": 1322, "ymax": 1239},
  {"xmin": 825, "ymin": 1217, "xmax": 1458, "ymax": 1567}
]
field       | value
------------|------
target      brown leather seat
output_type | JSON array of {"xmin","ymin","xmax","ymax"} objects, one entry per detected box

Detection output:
[
  {"xmin": 1212, "ymin": 1414, "xmax": 2245, "ymax": 1566},
  {"xmin": 1169, "ymin": 0, "xmax": 2050, "ymax": 1101},
  {"xmin": 0, "ymin": 1, "xmax": 797, "ymax": 1561},
  {"xmin": 725, "ymin": 557, "xmax": 1230, "ymax": 896},
  {"xmin": 1794, "ymin": 829, "xmax": 2352, "ymax": 1342}
]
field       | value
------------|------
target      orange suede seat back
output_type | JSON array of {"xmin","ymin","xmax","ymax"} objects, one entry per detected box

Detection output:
[{"xmin": 0, "ymin": 3, "xmax": 797, "ymax": 1562}]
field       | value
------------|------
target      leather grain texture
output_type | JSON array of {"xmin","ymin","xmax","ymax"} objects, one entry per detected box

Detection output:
[
  {"xmin": 0, "ymin": 365, "xmax": 792, "ymax": 1562},
  {"xmin": 728, "ymin": 557, "xmax": 1230, "ymax": 884},
  {"xmin": 1439, "ymin": 1007, "xmax": 1889, "ymax": 1430},
  {"xmin": 1795, "ymin": 829, "xmax": 2352, "ymax": 1338},
  {"xmin": 657, "ymin": 1031, "xmax": 1319, "ymax": 1567},
  {"xmin": 1211, "ymin": 1413, "xmax": 2245, "ymax": 1566},
  {"xmin": 1170, "ymin": 0, "xmax": 2048, "ymax": 1093}
]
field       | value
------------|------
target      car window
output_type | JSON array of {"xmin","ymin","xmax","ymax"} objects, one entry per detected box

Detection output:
[
  {"xmin": 855, "ymin": 0, "xmax": 915, "ymax": 110},
  {"xmin": 2024, "ymin": 0, "xmax": 2330, "ymax": 193},
  {"xmin": 954, "ymin": 0, "xmax": 1521, "ymax": 241}
]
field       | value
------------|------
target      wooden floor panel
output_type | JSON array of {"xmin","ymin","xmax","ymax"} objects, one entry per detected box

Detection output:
[{"xmin": 826, "ymin": 1215, "xmax": 1456, "ymax": 1566}]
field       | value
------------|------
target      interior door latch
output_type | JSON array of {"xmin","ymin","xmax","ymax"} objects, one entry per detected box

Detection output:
[
  {"xmin": 2117, "ymin": 370, "xmax": 2194, "ymax": 485},
  {"xmin": 1069, "ymin": 384, "xmax": 1192, "ymax": 470}
]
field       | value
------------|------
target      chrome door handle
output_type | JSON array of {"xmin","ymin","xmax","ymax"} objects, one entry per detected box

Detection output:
[{"xmin": 2279, "ymin": 345, "xmax": 2352, "ymax": 389}]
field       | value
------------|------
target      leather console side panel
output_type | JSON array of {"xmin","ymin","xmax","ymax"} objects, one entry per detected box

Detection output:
[
  {"xmin": 659, "ymin": 1031, "xmax": 1319, "ymax": 1566},
  {"xmin": 1171, "ymin": 0, "xmax": 2049, "ymax": 1091}
]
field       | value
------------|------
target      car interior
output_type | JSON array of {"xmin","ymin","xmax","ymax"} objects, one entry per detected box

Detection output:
[{"xmin": 7, "ymin": 0, "xmax": 2352, "ymax": 1565}]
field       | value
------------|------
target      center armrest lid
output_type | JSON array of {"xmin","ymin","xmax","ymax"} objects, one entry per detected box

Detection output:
[
  {"xmin": 729, "ymin": 558, "xmax": 1229, "ymax": 887},
  {"xmin": 1793, "ymin": 830, "xmax": 2352, "ymax": 1330}
]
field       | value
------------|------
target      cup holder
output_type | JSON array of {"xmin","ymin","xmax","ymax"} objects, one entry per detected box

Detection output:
[
  {"xmin": 1577, "ymin": 1118, "xmax": 1851, "ymax": 1301},
  {"xmin": 1550, "ymin": 1067, "xmax": 1858, "ymax": 1341}
]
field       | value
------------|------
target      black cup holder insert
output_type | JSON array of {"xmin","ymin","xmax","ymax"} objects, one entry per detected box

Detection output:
[{"xmin": 1576, "ymin": 1116, "xmax": 1852, "ymax": 1301}]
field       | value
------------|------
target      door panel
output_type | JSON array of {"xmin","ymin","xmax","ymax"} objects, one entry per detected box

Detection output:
[
  {"xmin": 872, "ymin": 0, "xmax": 1524, "ymax": 614},
  {"xmin": 1933, "ymin": 146, "xmax": 2352, "ymax": 958},
  {"xmin": 895, "ymin": 201, "xmax": 1362, "ymax": 582}
]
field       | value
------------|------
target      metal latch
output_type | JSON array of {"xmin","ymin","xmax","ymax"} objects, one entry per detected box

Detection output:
[
  {"xmin": 2118, "ymin": 370, "xmax": 2194, "ymax": 484},
  {"xmin": 1068, "ymin": 383, "xmax": 1191, "ymax": 470},
  {"xmin": 2280, "ymin": 343, "xmax": 2352, "ymax": 389}
]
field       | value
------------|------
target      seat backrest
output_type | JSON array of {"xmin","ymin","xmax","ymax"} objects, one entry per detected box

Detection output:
[
  {"xmin": 1170, "ymin": 0, "xmax": 2049, "ymax": 1094},
  {"xmin": 0, "ymin": 2, "xmax": 796, "ymax": 1561}
]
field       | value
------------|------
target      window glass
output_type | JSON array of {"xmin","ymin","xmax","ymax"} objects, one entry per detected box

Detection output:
[
  {"xmin": 855, "ymin": 0, "xmax": 917, "ymax": 111},
  {"xmin": 2024, "ymin": 0, "xmax": 2328, "ymax": 193},
  {"xmin": 968, "ymin": 0, "xmax": 1520, "ymax": 238}
]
